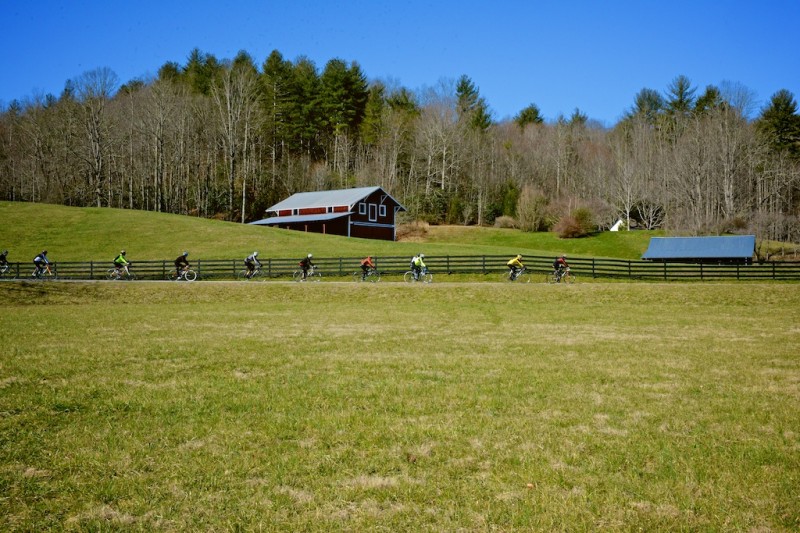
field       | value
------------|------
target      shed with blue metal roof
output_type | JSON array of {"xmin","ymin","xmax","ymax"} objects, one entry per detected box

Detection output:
[{"xmin": 642, "ymin": 235, "xmax": 755, "ymax": 264}]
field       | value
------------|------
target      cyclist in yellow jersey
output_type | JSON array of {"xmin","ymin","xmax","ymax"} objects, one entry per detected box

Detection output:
[
  {"xmin": 411, "ymin": 253, "xmax": 426, "ymax": 280},
  {"xmin": 506, "ymin": 254, "xmax": 524, "ymax": 280}
]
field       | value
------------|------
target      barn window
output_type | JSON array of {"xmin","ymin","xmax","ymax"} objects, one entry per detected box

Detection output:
[
  {"xmin": 369, "ymin": 204, "xmax": 377, "ymax": 221},
  {"xmin": 359, "ymin": 202, "xmax": 366, "ymax": 215},
  {"xmin": 379, "ymin": 205, "xmax": 387, "ymax": 217}
]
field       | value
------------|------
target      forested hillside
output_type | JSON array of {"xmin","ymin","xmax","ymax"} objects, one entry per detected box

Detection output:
[{"xmin": 1, "ymin": 48, "xmax": 799, "ymax": 242}]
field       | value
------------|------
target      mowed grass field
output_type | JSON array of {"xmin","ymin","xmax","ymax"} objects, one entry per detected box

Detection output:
[{"xmin": 2, "ymin": 281, "xmax": 799, "ymax": 531}]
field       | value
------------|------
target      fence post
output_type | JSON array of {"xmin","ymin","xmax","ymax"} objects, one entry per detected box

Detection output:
[
  {"xmin": 700, "ymin": 263, "xmax": 704, "ymax": 281},
  {"xmin": 90, "ymin": 261, "xmax": 94, "ymax": 279},
  {"xmin": 592, "ymin": 258, "xmax": 596, "ymax": 279}
]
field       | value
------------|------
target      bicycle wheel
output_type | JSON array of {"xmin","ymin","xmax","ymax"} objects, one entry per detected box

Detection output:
[
  {"xmin": 368, "ymin": 271, "xmax": 381, "ymax": 282},
  {"xmin": 292, "ymin": 270, "xmax": 304, "ymax": 282},
  {"xmin": 403, "ymin": 271, "xmax": 416, "ymax": 283},
  {"xmin": 126, "ymin": 272, "xmax": 136, "ymax": 281},
  {"xmin": 183, "ymin": 269, "xmax": 197, "ymax": 281},
  {"xmin": 237, "ymin": 269, "xmax": 250, "ymax": 280},
  {"xmin": 420, "ymin": 272, "xmax": 433, "ymax": 283},
  {"xmin": 515, "ymin": 272, "xmax": 531, "ymax": 283},
  {"xmin": 352, "ymin": 271, "xmax": 364, "ymax": 282},
  {"xmin": 563, "ymin": 272, "xmax": 576, "ymax": 284},
  {"xmin": 308, "ymin": 271, "xmax": 322, "ymax": 282},
  {"xmin": 107, "ymin": 268, "xmax": 119, "ymax": 280},
  {"xmin": 166, "ymin": 271, "xmax": 178, "ymax": 281}
]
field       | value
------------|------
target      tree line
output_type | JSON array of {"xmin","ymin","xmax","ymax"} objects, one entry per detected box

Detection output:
[{"xmin": 1, "ymin": 48, "xmax": 799, "ymax": 243}]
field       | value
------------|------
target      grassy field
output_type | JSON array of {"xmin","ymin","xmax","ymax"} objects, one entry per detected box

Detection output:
[
  {"xmin": 2, "ymin": 281, "xmax": 799, "ymax": 531},
  {"xmin": 0, "ymin": 201, "xmax": 656, "ymax": 262}
]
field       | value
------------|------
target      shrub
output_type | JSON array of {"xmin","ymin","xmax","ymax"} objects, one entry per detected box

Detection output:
[
  {"xmin": 396, "ymin": 220, "xmax": 430, "ymax": 241},
  {"xmin": 554, "ymin": 215, "xmax": 584, "ymax": 238},
  {"xmin": 573, "ymin": 207, "xmax": 595, "ymax": 232},
  {"xmin": 516, "ymin": 187, "xmax": 550, "ymax": 232},
  {"xmin": 493, "ymin": 216, "xmax": 517, "ymax": 229},
  {"xmin": 554, "ymin": 207, "xmax": 595, "ymax": 238}
]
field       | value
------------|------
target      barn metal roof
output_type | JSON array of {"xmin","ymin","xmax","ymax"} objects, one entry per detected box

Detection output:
[
  {"xmin": 249, "ymin": 212, "xmax": 350, "ymax": 225},
  {"xmin": 266, "ymin": 186, "xmax": 405, "ymax": 213},
  {"xmin": 642, "ymin": 235, "xmax": 756, "ymax": 260}
]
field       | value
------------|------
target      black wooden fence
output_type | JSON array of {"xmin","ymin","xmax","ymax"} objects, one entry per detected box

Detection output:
[{"xmin": 3, "ymin": 255, "xmax": 800, "ymax": 281}]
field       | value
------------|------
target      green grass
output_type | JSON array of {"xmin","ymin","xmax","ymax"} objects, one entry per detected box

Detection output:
[
  {"xmin": 1, "ymin": 201, "xmax": 656, "ymax": 262},
  {"xmin": 420, "ymin": 224, "xmax": 659, "ymax": 260},
  {"xmin": 2, "ymin": 281, "xmax": 799, "ymax": 530}
]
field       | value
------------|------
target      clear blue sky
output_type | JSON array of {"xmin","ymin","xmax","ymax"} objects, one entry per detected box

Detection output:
[{"xmin": 2, "ymin": 0, "xmax": 798, "ymax": 125}]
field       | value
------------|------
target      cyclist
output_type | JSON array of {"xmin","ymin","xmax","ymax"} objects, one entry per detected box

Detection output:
[
  {"xmin": 507, "ymin": 254, "xmax": 525, "ymax": 280},
  {"xmin": 0, "ymin": 249, "xmax": 8, "ymax": 270},
  {"xmin": 113, "ymin": 250, "xmax": 130, "ymax": 279},
  {"xmin": 175, "ymin": 251, "xmax": 190, "ymax": 279},
  {"xmin": 299, "ymin": 253, "xmax": 314, "ymax": 280},
  {"xmin": 360, "ymin": 256, "xmax": 376, "ymax": 280},
  {"xmin": 411, "ymin": 253, "xmax": 426, "ymax": 280},
  {"xmin": 33, "ymin": 250, "xmax": 50, "ymax": 277},
  {"xmin": 553, "ymin": 254, "xmax": 569, "ymax": 282},
  {"xmin": 244, "ymin": 251, "xmax": 261, "ymax": 279}
]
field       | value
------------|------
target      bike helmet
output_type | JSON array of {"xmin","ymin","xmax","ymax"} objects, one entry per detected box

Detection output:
[
  {"xmin": 253, "ymin": 251, "xmax": 258, "ymax": 257},
  {"xmin": 183, "ymin": 251, "xmax": 189, "ymax": 257},
  {"xmin": 307, "ymin": 253, "xmax": 313, "ymax": 258},
  {"xmin": 2, "ymin": 250, "xmax": 7, "ymax": 255},
  {"xmin": 121, "ymin": 250, "xmax": 126, "ymax": 255},
  {"xmin": 42, "ymin": 250, "xmax": 47, "ymax": 255},
  {"xmin": 517, "ymin": 254, "xmax": 523, "ymax": 260},
  {"xmin": 420, "ymin": 253, "xmax": 425, "ymax": 258}
]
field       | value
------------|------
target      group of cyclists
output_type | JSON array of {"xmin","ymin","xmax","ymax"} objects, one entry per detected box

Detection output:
[
  {"xmin": 507, "ymin": 253, "xmax": 570, "ymax": 282},
  {"xmin": 0, "ymin": 247, "xmax": 571, "ymax": 282}
]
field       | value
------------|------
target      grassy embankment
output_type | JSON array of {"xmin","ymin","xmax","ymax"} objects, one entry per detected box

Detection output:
[
  {"xmin": 2, "ymin": 281, "xmax": 799, "ymax": 531},
  {"xmin": 0, "ymin": 201, "xmax": 655, "ymax": 262}
]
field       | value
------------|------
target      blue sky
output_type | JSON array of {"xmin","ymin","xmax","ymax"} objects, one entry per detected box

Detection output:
[{"xmin": 2, "ymin": 0, "xmax": 798, "ymax": 125}]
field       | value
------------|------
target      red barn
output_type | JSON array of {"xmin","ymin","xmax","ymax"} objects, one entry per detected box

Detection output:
[{"xmin": 250, "ymin": 186, "xmax": 406, "ymax": 241}]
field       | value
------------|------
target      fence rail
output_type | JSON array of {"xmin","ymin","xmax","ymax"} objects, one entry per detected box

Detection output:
[{"xmin": 2, "ymin": 255, "xmax": 799, "ymax": 281}]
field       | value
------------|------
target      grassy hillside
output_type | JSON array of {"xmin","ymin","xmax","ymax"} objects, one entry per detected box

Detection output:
[
  {"xmin": 2, "ymin": 282, "xmax": 798, "ymax": 530},
  {"xmin": 1, "ymin": 201, "xmax": 655, "ymax": 262}
]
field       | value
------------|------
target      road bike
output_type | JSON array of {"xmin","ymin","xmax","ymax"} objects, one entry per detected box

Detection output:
[
  {"xmin": 0, "ymin": 264, "xmax": 14, "ymax": 279},
  {"xmin": 31, "ymin": 264, "xmax": 57, "ymax": 280},
  {"xmin": 404, "ymin": 268, "xmax": 433, "ymax": 283},
  {"xmin": 353, "ymin": 268, "xmax": 381, "ymax": 282},
  {"xmin": 167, "ymin": 268, "xmax": 197, "ymax": 281},
  {"xmin": 293, "ymin": 266, "xmax": 322, "ymax": 282},
  {"xmin": 237, "ymin": 266, "xmax": 263, "ymax": 280},
  {"xmin": 547, "ymin": 267, "xmax": 576, "ymax": 284},
  {"xmin": 501, "ymin": 266, "xmax": 530, "ymax": 283},
  {"xmin": 107, "ymin": 266, "xmax": 136, "ymax": 280}
]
